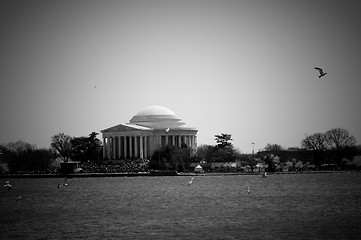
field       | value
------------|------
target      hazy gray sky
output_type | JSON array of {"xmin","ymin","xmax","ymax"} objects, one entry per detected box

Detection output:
[{"xmin": 1, "ymin": 0, "xmax": 360, "ymax": 153}]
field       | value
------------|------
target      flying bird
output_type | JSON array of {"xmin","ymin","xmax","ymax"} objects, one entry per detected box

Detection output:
[
  {"xmin": 4, "ymin": 181, "xmax": 12, "ymax": 191},
  {"xmin": 188, "ymin": 177, "xmax": 194, "ymax": 186},
  {"xmin": 165, "ymin": 128, "xmax": 170, "ymax": 134},
  {"xmin": 315, "ymin": 67, "xmax": 327, "ymax": 78}
]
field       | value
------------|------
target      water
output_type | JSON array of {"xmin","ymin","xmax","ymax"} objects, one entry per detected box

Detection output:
[{"xmin": 1, "ymin": 173, "xmax": 361, "ymax": 239}]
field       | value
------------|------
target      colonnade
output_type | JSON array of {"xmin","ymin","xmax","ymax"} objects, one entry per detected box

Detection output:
[
  {"xmin": 103, "ymin": 135, "xmax": 149, "ymax": 160},
  {"xmin": 103, "ymin": 134, "xmax": 197, "ymax": 160}
]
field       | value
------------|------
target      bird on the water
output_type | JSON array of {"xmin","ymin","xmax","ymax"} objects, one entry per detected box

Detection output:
[
  {"xmin": 4, "ymin": 181, "xmax": 12, "ymax": 191},
  {"xmin": 315, "ymin": 67, "xmax": 327, "ymax": 78},
  {"xmin": 58, "ymin": 178, "xmax": 69, "ymax": 189}
]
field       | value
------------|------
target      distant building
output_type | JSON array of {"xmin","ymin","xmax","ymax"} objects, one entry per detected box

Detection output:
[
  {"xmin": 194, "ymin": 165, "xmax": 203, "ymax": 173},
  {"xmin": 101, "ymin": 106, "xmax": 198, "ymax": 160}
]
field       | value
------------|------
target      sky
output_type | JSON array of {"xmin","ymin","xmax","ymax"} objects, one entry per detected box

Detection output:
[{"xmin": 1, "ymin": 0, "xmax": 361, "ymax": 154}]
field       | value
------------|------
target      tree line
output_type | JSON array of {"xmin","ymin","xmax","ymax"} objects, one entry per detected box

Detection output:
[
  {"xmin": 260, "ymin": 128, "xmax": 360, "ymax": 170},
  {"xmin": 195, "ymin": 128, "xmax": 360, "ymax": 172},
  {"xmin": 0, "ymin": 141, "xmax": 53, "ymax": 174},
  {"xmin": 1, "ymin": 128, "xmax": 360, "ymax": 173},
  {"xmin": 300, "ymin": 128, "xmax": 357, "ymax": 167},
  {"xmin": 0, "ymin": 132, "xmax": 102, "ymax": 173}
]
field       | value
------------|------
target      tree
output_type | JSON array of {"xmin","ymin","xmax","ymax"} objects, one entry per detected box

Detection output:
[
  {"xmin": 197, "ymin": 144, "xmax": 216, "ymax": 163},
  {"xmin": 214, "ymin": 133, "xmax": 233, "ymax": 148},
  {"xmin": 31, "ymin": 148, "xmax": 54, "ymax": 172},
  {"xmin": 325, "ymin": 128, "xmax": 356, "ymax": 167},
  {"xmin": 86, "ymin": 132, "xmax": 102, "ymax": 161},
  {"xmin": 211, "ymin": 134, "xmax": 238, "ymax": 165},
  {"xmin": 272, "ymin": 155, "xmax": 281, "ymax": 171},
  {"xmin": 301, "ymin": 133, "xmax": 329, "ymax": 151},
  {"xmin": 71, "ymin": 132, "xmax": 102, "ymax": 162},
  {"xmin": 150, "ymin": 146, "xmax": 192, "ymax": 171},
  {"xmin": 0, "ymin": 141, "xmax": 36, "ymax": 172},
  {"xmin": 285, "ymin": 161, "xmax": 294, "ymax": 171},
  {"xmin": 212, "ymin": 147, "xmax": 237, "ymax": 162},
  {"xmin": 71, "ymin": 136, "xmax": 88, "ymax": 162},
  {"xmin": 264, "ymin": 143, "xmax": 284, "ymax": 152},
  {"xmin": 4, "ymin": 140, "xmax": 35, "ymax": 152},
  {"xmin": 350, "ymin": 155, "xmax": 361, "ymax": 170},
  {"xmin": 51, "ymin": 133, "xmax": 73, "ymax": 162},
  {"xmin": 325, "ymin": 128, "xmax": 356, "ymax": 151},
  {"xmin": 244, "ymin": 154, "xmax": 257, "ymax": 172},
  {"xmin": 1, "ymin": 142, "xmax": 53, "ymax": 173},
  {"xmin": 295, "ymin": 160, "xmax": 304, "ymax": 172},
  {"xmin": 263, "ymin": 154, "xmax": 278, "ymax": 172},
  {"xmin": 169, "ymin": 147, "xmax": 190, "ymax": 171},
  {"xmin": 301, "ymin": 133, "xmax": 330, "ymax": 168}
]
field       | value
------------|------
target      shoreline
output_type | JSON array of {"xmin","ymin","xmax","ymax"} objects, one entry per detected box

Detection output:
[{"xmin": 0, "ymin": 170, "xmax": 358, "ymax": 179}]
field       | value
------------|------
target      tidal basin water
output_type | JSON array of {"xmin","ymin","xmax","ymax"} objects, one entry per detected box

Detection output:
[{"xmin": 1, "ymin": 173, "xmax": 361, "ymax": 239}]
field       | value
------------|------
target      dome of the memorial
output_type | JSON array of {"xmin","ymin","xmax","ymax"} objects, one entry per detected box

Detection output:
[
  {"xmin": 129, "ymin": 106, "xmax": 185, "ymax": 128},
  {"xmin": 134, "ymin": 106, "xmax": 177, "ymax": 118}
]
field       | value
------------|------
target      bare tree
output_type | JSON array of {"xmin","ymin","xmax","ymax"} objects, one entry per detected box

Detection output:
[
  {"xmin": 4, "ymin": 140, "xmax": 36, "ymax": 152},
  {"xmin": 264, "ymin": 143, "xmax": 284, "ymax": 152},
  {"xmin": 301, "ymin": 132, "xmax": 330, "ymax": 168},
  {"xmin": 325, "ymin": 128, "xmax": 356, "ymax": 151},
  {"xmin": 301, "ymin": 133, "xmax": 329, "ymax": 151},
  {"xmin": 51, "ymin": 133, "xmax": 73, "ymax": 162}
]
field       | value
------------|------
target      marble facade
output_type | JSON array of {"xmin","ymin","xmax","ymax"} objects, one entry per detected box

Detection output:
[{"xmin": 101, "ymin": 106, "xmax": 197, "ymax": 160}]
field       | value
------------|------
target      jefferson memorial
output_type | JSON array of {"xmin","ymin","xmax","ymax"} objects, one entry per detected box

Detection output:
[{"xmin": 101, "ymin": 106, "xmax": 198, "ymax": 160}]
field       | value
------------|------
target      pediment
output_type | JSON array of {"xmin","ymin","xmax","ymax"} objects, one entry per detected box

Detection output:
[{"xmin": 102, "ymin": 123, "xmax": 151, "ymax": 133}]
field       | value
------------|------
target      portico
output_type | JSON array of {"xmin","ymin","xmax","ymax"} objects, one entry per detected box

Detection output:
[{"xmin": 101, "ymin": 106, "xmax": 198, "ymax": 160}]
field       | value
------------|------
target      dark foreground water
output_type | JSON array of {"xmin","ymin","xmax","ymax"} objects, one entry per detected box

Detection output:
[{"xmin": 1, "ymin": 173, "xmax": 361, "ymax": 240}]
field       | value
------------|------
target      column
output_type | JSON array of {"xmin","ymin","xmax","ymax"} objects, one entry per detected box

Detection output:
[
  {"xmin": 149, "ymin": 136, "xmax": 155, "ymax": 157},
  {"xmin": 149, "ymin": 136, "xmax": 158, "ymax": 155},
  {"xmin": 121, "ymin": 136, "xmax": 125, "ymax": 159},
  {"xmin": 165, "ymin": 135, "xmax": 168, "ymax": 146},
  {"xmin": 139, "ymin": 136, "xmax": 144, "ymax": 159},
  {"xmin": 129, "ymin": 136, "xmax": 133, "ymax": 158},
  {"xmin": 118, "ymin": 136, "xmax": 122, "ymax": 159},
  {"xmin": 114, "ymin": 136, "xmax": 118, "ymax": 159},
  {"xmin": 178, "ymin": 135, "xmax": 181, "ymax": 147},
  {"xmin": 144, "ymin": 136, "xmax": 148, "ymax": 158},
  {"xmin": 191, "ymin": 135, "xmax": 195, "ymax": 154},
  {"xmin": 112, "ymin": 137, "xmax": 116, "ymax": 160},
  {"xmin": 103, "ymin": 137, "xmax": 106, "ymax": 159},
  {"xmin": 194, "ymin": 135, "xmax": 197, "ymax": 155},
  {"xmin": 123, "ymin": 136, "xmax": 128, "ymax": 159},
  {"xmin": 134, "ymin": 136, "xmax": 138, "ymax": 159},
  {"xmin": 107, "ymin": 137, "xmax": 112, "ymax": 159}
]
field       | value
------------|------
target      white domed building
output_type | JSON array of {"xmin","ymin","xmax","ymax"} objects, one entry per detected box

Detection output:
[{"xmin": 101, "ymin": 106, "xmax": 198, "ymax": 160}]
